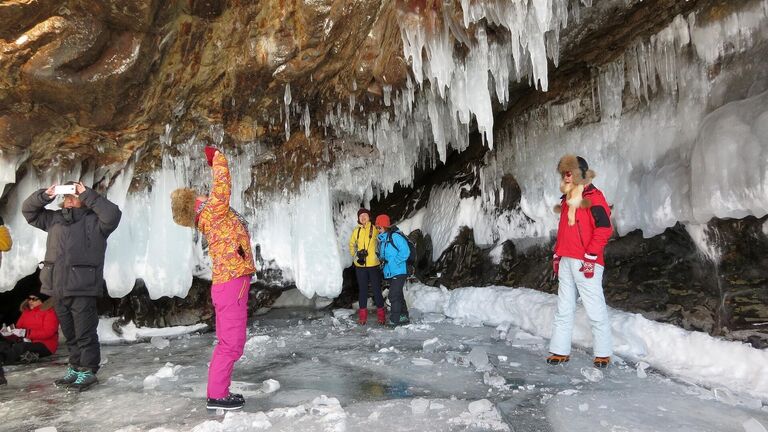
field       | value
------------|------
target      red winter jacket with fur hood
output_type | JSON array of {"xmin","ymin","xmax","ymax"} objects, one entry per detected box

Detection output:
[
  {"xmin": 16, "ymin": 299, "xmax": 59, "ymax": 354},
  {"xmin": 554, "ymin": 184, "xmax": 613, "ymax": 266}
]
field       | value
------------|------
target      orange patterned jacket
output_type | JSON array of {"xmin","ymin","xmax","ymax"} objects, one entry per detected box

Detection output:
[{"xmin": 197, "ymin": 152, "xmax": 256, "ymax": 285}]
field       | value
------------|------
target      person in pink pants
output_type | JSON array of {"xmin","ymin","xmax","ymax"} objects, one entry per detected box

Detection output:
[
  {"xmin": 171, "ymin": 146, "xmax": 256, "ymax": 410},
  {"xmin": 207, "ymin": 276, "xmax": 250, "ymax": 402}
]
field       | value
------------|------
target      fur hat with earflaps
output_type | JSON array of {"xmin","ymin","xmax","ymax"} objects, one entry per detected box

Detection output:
[
  {"xmin": 554, "ymin": 154, "xmax": 596, "ymax": 215},
  {"xmin": 557, "ymin": 154, "xmax": 596, "ymax": 185},
  {"xmin": 171, "ymin": 188, "xmax": 198, "ymax": 228}
]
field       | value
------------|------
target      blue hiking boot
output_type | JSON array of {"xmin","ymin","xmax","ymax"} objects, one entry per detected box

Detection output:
[
  {"xmin": 70, "ymin": 369, "xmax": 98, "ymax": 392},
  {"xmin": 54, "ymin": 366, "xmax": 79, "ymax": 388}
]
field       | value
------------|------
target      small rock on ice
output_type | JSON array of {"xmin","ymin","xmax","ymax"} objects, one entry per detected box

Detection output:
[
  {"xmin": 411, "ymin": 358, "xmax": 434, "ymax": 366},
  {"xmin": 332, "ymin": 309, "xmax": 355, "ymax": 319},
  {"xmin": 468, "ymin": 346, "xmax": 489, "ymax": 370},
  {"xmin": 423, "ymin": 337, "xmax": 439, "ymax": 352},
  {"xmin": 262, "ymin": 379, "xmax": 280, "ymax": 393},
  {"xmin": 483, "ymin": 372, "xmax": 507, "ymax": 389},
  {"xmin": 468, "ymin": 399, "xmax": 493, "ymax": 415},
  {"xmin": 636, "ymin": 361, "xmax": 650, "ymax": 378},
  {"xmin": 251, "ymin": 335, "xmax": 271, "ymax": 344},
  {"xmin": 580, "ymin": 367, "xmax": 604, "ymax": 382},
  {"xmin": 411, "ymin": 398, "xmax": 430, "ymax": 415},
  {"xmin": 155, "ymin": 363, "xmax": 180, "ymax": 378},
  {"xmin": 142, "ymin": 375, "xmax": 160, "ymax": 390},
  {"xmin": 250, "ymin": 412, "xmax": 272, "ymax": 429},
  {"xmin": 150, "ymin": 336, "xmax": 170, "ymax": 350}
]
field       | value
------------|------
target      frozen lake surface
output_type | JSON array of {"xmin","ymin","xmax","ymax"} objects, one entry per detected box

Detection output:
[{"xmin": 1, "ymin": 308, "xmax": 766, "ymax": 432}]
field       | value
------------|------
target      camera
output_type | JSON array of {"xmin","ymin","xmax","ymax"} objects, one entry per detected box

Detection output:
[
  {"xmin": 356, "ymin": 249, "xmax": 368, "ymax": 265},
  {"xmin": 54, "ymin": 184, "xmax": 77, "ymax": 195}
]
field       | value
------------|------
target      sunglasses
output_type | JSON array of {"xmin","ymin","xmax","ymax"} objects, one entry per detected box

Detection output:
[
  {"xmin": 27, "ymin": 296, "xmax": 40, "ymax": 301},
  {"xmin": 562, "ymin": 171, "xmax": 573, "ymax": 178}
]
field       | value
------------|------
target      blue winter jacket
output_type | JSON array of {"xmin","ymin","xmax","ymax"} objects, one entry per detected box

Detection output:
[{"xmin": 377, "ymin": 228, "xmax": 410, "ymax": 279}]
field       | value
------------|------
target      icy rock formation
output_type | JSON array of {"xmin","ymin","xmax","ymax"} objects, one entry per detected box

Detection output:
[{"xmin": 0, "ymin": 0, "xmax": 766, "ymax": 347}]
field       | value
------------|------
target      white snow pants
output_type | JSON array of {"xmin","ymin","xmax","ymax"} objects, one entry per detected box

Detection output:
[{"xmin": 549, "ymin": 257, "xmax": 613, "ymax": 358}]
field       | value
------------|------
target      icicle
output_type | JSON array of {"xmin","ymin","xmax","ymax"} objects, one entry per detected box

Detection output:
[
  {"xmin": 303, "ymin": 104, "xmax": 311, "ymax": 138},
  {"xmin": 284, "ymin": 83, "xmax": 292, "ymax": 141},
  {"xmin": 597, "ymin": 57, "xmax": 625, "ymax": 120}
]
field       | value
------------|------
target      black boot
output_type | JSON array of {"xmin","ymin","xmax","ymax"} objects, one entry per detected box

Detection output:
[
  {"xmin": 0, "ymin": 366, "xmax": 6, "ymax": 386},
  {"xmin": 207, "ymin": 393, "xmax": 245, "ymax": 410},
  {"xmin": 19, "ymin": 351, "xmax": 40, "ymax": 364}
]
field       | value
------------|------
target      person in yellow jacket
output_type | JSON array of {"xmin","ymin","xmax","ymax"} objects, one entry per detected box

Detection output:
[
  {"xmin": 348, "ymin": 208, "xmax": 384, "ymax": 325},
  {"xmin": 171, "ymin": 146, "xmax": 255, "ymax": 411},
  {"xmin": 0, "ymin": 215, "xmax": 11, "ymax": 270}
]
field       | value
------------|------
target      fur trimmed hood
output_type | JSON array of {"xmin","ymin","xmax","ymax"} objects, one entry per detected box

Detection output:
[
  {"xmin": 20, "ymin": 297, "xmax": 54, "ymax": 312},
  {"xmin": 557, "ymin": 154, "xmax": 596, "ymax": 185},
  {"xmin": 171, "ymin": 188, "xmax": 198, "ymax": 228}
]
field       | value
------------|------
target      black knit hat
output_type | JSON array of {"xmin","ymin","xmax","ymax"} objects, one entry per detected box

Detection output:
[
  {"xmin": 357, "ymin": 208, "xmax": 371, "ymax": 220},
  {"xmin": 28, "ymin": 289, "xmax": 50, "ymax": 302}
]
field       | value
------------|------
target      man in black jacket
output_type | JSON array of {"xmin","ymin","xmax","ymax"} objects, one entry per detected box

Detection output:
[{"xmin": 23, "ymin": 181, "xmax": 121, "ymax": 391}]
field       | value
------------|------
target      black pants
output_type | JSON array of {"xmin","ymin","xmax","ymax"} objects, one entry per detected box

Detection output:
[
  {"xmin": 0, "ymin": 336, "xmax": 51, "ymax": 365},
  {"xmin": 55, "ymin": 296, "xmax": 100, "ymax": 372},
  {"xmin": 387, "ymin": 275, "xmax": 408, "ymax": 323},
  {"xmin": 356, "ymin": 266, "xmax": 384, "ymax": 309}
]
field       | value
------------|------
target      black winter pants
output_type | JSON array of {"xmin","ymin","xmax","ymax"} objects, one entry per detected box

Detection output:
[
  {"xmin": 55, "ymin": 296, "xmax": 100, "ymax": 372},
  {"xmin": 356, "ymin": 266, "xmax": 384, "ymax": 309},
  {"xmin": 0, "ymin": 336, "xmax": 51, "ymax": 365},
  {"xmin": 387, "ymin": 275, "xmax": 408, "ymax": 323}
]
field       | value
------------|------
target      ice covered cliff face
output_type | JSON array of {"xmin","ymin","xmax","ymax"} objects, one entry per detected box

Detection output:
[
  {"xmin": 489, "ymin": 1, "xmax": 768, "ymax": 241},
  {"xmin": 1, "ymin": 0, "xmax": 767, "ymax": 300}
]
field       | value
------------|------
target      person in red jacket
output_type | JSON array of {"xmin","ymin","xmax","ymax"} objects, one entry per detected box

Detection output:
[
  {"xmin": 0, "ymin": 291, "xmax": 60, "ymax": 385},
  {"xmin": 547, "ymin": 155, "xmax": 613, "ymax": 369}
]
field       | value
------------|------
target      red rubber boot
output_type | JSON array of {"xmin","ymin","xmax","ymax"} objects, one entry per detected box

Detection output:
[
  {"xmin": 376, "ymin": 308, "xmax": 386, "ymax": 325},
  {"xmin": 358, "ymin": 309, "xmax": 368, "ymax": 325}
]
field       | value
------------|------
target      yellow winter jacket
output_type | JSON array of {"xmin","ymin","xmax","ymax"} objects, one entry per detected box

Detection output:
[
  {"xmin": 348, "ymin": 222, "xmax": 380, "ymax": 267},
  {"xmin": 197, "ymin": 152, "xmax": 256, "ymax": 285},
  {"xmin": 0, "ymin": 225, "xmax": 11, "ymax": 252}
]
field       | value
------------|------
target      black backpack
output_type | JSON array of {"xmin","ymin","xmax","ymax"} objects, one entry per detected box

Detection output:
[{"xmin": 386, "ymin": 231, "xmax": 416, "ymax": 276}]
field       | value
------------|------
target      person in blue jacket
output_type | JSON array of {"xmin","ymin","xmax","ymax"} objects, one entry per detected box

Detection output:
[{"xmin": 374, "ymin": 214, "xmax": 410, "ymax": 326}]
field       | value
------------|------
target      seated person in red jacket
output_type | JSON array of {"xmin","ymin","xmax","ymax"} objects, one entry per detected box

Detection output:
[{"xmin": 0, "ymin": 290, "xmax": 60, "ymax": 385}]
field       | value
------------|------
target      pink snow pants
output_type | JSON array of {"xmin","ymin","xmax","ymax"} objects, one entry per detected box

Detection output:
[{"xmin": 207, "ymin": 275, "xmax": 250, "ymax": 399}]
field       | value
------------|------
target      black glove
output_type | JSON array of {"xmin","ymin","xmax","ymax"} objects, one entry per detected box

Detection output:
[{"xmin": 0, "ymin": 215, "xmax": 4, "ymax": 225}]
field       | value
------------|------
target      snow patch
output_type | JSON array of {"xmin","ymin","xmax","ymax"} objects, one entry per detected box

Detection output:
[
  {"xmin": 98, "ymin": 318, "xmax": 207, "ymax": 344},
  {"xmin": 408, "ymin": 283, "xmax": 768, "ymax": 400}
]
